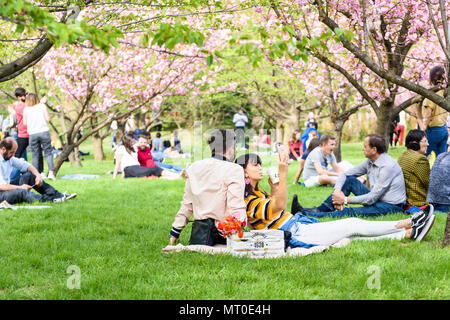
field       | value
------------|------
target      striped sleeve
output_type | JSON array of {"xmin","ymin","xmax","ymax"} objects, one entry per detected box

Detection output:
[{"xmin": 246, "ymin": 195, "xmax": 273, "ymax": 221}]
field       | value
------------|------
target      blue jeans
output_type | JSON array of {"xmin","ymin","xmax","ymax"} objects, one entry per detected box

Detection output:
[
  {"xmin": 154, "ymin": 160, "xmax": 184, "ymax": 174},
  {"xmin": 280, "ymin": 213, "xmax": 321, "ymax": 248},
  {"xmin": 425, "ymin": 124, "xmax": 448, "ymax": 157},
  {"xmin": 151, "ymin": 151, "xmax": 167, "ymax": 162},
  {"xmin": 306, "ymin": 176, "xmax": 404, "ymax": 218}
]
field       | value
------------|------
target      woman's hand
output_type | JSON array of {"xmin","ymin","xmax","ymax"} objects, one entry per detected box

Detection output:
[{"xmin": 278, "ymin": 149, "xmax": 290, "ymax": 177}]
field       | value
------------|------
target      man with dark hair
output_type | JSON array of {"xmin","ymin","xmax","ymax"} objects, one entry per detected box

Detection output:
[
  {"xmin": 293, "ymin": 134, "xmax": 406, "ymax": 218},
  {"xmin": 169, "ymin": 129, "xmax": 246, "ymax": 246},
  {"xmin": 0, "ymin": 137, "xmax": 76, "ymax": 204},
  {"xmin": 13, "ymin": 87, "xmax": 29, "ymax": 160},
  {"xmin": 302, "ymin": 135, "xmax": 343, "ymax": 187}
]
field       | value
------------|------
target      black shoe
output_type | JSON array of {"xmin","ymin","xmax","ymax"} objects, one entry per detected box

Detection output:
[
  {"xmin": 411, "ymin": 214, "xmax": 436, "ymax": 241},
  {"xmin": 291, "ymin": 194, "xmax": 305, "ymax": 214},
  {"xmin": 411, "ymin": 204, "xmax": 434, "ymax": 228}
]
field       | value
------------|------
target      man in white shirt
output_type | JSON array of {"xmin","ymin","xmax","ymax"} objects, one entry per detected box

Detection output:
[
  {"xmin": 302, "ymin": 135, "xmax": 343, "ymax": 187},
  {"xmin": 169, "ymin": 129, "xmax": 246, "ymax": 246}
]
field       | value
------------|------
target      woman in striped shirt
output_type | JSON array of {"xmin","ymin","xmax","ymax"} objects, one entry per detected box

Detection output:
[{"xmin": 235, "ymin": 152, "xmax": 436, "ymax": 248}]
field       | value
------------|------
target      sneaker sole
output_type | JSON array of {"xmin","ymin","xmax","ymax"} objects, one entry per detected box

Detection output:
[
  {"xmin": 416, "ymin": 214, "xmax": 436, "ymax": 242},
  {"xmin": 66, "ymin": 194, "xmax": 77, "ymax": 200}
]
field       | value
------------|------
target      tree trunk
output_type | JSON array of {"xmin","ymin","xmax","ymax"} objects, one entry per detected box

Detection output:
[
  {"xmin": 275, "ymin": 119, "xmax": 284, "ymax": 144},
  {"xmin": 333, "ymin": 118, "xmax": 345, "ymax": 162},
  {"xmin": 282, "ymin": 108, "xmax": 300, "ymax": 146},
  {"xmin": 443, "ymin": 213, "xmax": 450, "ymax": 247},
  {"xmin": 92, "ymin": 131, "xmax": 105, "ymax": 161},
  {"xmin": 374, "ymin": 101, "xmax": 395, "ymax": 149},
  {"xmin": 53, "ymin": 144, "xmax": 82, "ymax": 174},
  {"xmin": 69, "ymin": 148, "xmax": 82, "ymax": 167}
]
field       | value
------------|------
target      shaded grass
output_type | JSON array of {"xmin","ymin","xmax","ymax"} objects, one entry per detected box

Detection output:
[{"xmin": 0, "ymin": 142, "xmax": 447, "ymax": 300}]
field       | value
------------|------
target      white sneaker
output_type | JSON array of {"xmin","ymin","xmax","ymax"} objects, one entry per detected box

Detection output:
[
  {"xmin": 53, "ymin": 195, "xmax": 66, "ymax": 203},
  {"xmin": 40, "ymin": 172, "xmax": 47, "ymax": 180},
  {"xmin": 62, "ymin": 192, "xmax": 77, "ymax": 200},
  {"xmin": 48, "ymin": 171, "xmax": 56, "ymax": 180}
]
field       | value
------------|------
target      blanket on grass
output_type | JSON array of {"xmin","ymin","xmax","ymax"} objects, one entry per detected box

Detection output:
[
  {"xmin": 0, "ymin": 200, "xmax": 51, "ymax": 210},
  {"xmin": 162, "ymin": 238, "xmax": 351, "ymax": 258},
  {"xmin": 59, "ymin": 174, "xmax": 100, "ymax": 180}
]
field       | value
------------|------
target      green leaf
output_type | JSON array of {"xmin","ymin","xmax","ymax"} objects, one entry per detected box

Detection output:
[
  {"xmin": 206, "ymin": 55, "xmax": 213, "ymax": 67},
  {"xmin": 15, "ymin": 23, "xmax": 25, "ymax": 34},
  {"xmin": 282, "ymin": 25, "xmax": 295, "ymax": 37}
]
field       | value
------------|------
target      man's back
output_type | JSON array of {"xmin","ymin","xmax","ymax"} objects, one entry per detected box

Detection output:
[
  {"xmin": 397, "ymin": 149, "xmax": 430, "ymax": 207},
  {"xmin": 172, "ymin": 158, "xmax": 246, "ymax": 231}
]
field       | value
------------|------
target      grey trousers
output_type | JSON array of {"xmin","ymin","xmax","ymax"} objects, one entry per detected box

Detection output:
[{"xmin": 29, "ymin": 131, "xmax": 54, "ymax": 172}]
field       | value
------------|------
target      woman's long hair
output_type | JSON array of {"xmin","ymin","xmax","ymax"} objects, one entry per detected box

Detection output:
[
  {"xmin": 291, "ymin": 130, "xmax": 301, "ymax": 142},
  {"xmin": 305, "ymin": 137, "xmax": 320, "ymax": 154},
  {"xmin": 235, "ymin": 153, "xmax": 265, "ymax": 198},
  {"xmin": 25, "ymin": 93, "xmax": 39, "ymax": 107},
  {"xmin": 122, "ymin": 132, "xmax": 136, "ymax": 154}
]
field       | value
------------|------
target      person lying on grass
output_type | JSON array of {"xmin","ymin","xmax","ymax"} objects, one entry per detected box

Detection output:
[
  {"xmin": 235, "ymin": 151, "xmax": 435, "ymax": 249},
  {"xmin": 0, "ymin": 137, "xmax": 76, "ymax": 204},
  {"xmin": 169, "ymin": 129, "xmax": 247, "ymax": 246},
  {"xmin": 292, "ymin": 134, "xmax": 407, "ymax": 218},
  {"xmin": 113, "ymin": 132, "xmax": 183, "ymax": 180}
]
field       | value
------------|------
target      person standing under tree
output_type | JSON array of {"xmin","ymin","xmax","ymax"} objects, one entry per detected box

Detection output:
[
  {"xmin": 418, "ymin": 66, "xmax": 448, "ymax": 157},
  {"xmin": 22, "ymin": 94, "xmax": 56, "ymax": 180},
  {"xmin": 233, "ymin": 109, "xmax": 248, "ymax": 149}
]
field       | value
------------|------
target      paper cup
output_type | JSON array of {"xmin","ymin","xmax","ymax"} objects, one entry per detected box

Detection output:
[{"xmin": 267, "ymin": 167, "xmax": 279, "ymax": 184}]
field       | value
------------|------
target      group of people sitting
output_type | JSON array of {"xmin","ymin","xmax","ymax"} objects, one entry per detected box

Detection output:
[
  {"xmin": 169, "ymin": 129, "xmax": 448, "ymax": 250},
  {"xmin": 113, "ymin": 131, "xmax": 185, "ymax": 180}
]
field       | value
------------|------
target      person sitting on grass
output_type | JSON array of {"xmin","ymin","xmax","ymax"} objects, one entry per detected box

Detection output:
[
  {"xmin": 292, "ymin": 138, "xmax": 320, "ymax": 185},
  {"xmin": 397, "ymin": 130, "xmax": 431, "ymax": 212},
  {"xmin": 426, "ymin": 151, "xmax": 450, "ymax": 213},
  {"xmin": 302, "ymin": 134, "xmax": 343, "ymax": 187},
  {"xmin": 292, "ymin": 134, "xmax": 408, "ymax": 218},
  {"xmin": 136, "ymin": 132, "xmax": 185, "ymax": 174},
  {"xmin": 113, "ymin": 133, "xmax": 182, "ymax": 180},
  {"xmin": 288, "ymin": 130, "xmax": 303, "ymax": 161},
  {"xmin": 169, "ymin": 129, "xmax": 247, "ymax": 246},
  {"xmin": 0, "ymin": 137, "xmax": 76, "ymax": 204},
  {"xmin": 235, "ymin": 152, "xmax": 436, "ymax": 248}
]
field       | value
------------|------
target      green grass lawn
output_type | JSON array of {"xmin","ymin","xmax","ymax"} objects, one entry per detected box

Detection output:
[{"xmin": 0, "ymin": 141, "xmax": 448, "ymax": 300}]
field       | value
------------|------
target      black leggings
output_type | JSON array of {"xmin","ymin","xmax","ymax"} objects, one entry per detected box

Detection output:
[
  {"xmin": 124, "ymin": 165, "xmax": 163, "ymax": 178},
  {"xmin": 15, "ymin": 137, "xmax": 43, "ymax": 172}
]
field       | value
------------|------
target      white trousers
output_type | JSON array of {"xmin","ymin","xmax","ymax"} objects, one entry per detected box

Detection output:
[{"xmin": 292, "ymin": 218, "xmax": 406, "ymax": 246}]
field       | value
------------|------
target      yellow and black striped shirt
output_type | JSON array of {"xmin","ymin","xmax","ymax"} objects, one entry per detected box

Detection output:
[{"xmin": 245, "ymin": 188, "xmax": 293, "ymax": 230}]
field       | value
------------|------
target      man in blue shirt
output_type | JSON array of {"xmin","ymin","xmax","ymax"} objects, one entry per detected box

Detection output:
[{"xmin": 0, "ymin": 137, "xmax": 76, "ymax": 204}]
